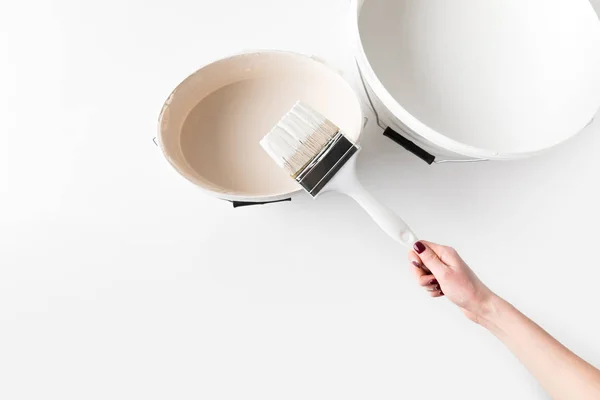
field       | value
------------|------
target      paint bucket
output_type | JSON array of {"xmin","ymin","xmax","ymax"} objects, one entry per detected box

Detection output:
[
  {"xmin": 157, "ymin": 51, "xmax": 364, "ymax": 205},
  {"xmin": 350, "ymin": 0, "xmax": 600, "ymax": 162}
]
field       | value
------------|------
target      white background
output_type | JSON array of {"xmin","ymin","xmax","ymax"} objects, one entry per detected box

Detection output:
[{"xmin": 1, "ymin": 1, "xmax": 599, "ymax": 399}]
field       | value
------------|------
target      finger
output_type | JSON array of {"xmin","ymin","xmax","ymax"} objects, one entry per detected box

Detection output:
[
  {"xmin": 411, "ymin": 262, "xmax": 427, "ymax": 281},
  {"xmin": 418, "ymin": 241, "xmax": 448, "ymax": 255},
  {"xmin": 429, "ymin": 290, "xmax": 445, "ymax": 298},
  {"xmin": 413, "ymin": 241, "xmax": 448, "ymax": 276},
  {"xmin": 420, "ymin": 241, "xmax": 462, "ymax": 265},
  {"xmin": 408, "ymin": 251, "xmax": 431, "ymax": 274},
  {"xmin": 424, "ymin": 283, "xmax": 441, "ymax": 292},
  {"xmin": 418, "ymin": 274, "xmax": 438, "ymax": 288}
]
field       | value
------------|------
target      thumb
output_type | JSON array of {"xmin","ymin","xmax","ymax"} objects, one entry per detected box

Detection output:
[{"xmin": 413, "ymin": 241, "xmax": 447, "ymax": 276}]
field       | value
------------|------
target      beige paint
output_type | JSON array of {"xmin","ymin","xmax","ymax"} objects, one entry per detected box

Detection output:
[{"xmin": 159, "ymin": 52, "xmax": 363, "ymax": 200}]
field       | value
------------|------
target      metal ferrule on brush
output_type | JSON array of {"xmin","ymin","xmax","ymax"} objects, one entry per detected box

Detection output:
[{"xmin": 295, "ymin": 132, "xmax": 359, "ymax": 197}]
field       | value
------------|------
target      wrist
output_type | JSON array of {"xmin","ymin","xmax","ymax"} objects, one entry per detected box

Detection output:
[{"xmin": 476, "ymin": 293, "xmax": 508, "ymax": 328}]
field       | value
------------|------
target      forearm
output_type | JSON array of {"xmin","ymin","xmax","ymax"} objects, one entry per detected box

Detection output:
[{"xmin": 479, "ymin": 296, "xmax": 600, "ymax": 400}]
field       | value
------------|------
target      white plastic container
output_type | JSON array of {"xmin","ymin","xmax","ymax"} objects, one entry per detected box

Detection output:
[{"xmin": 351, "ymin": 0, "xmax": 600, "ymax": 162}]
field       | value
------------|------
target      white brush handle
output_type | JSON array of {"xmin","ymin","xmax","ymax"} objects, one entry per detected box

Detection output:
[{"xmin": 324, "ymin": 157, "xmax": 418, "ymax": 248}]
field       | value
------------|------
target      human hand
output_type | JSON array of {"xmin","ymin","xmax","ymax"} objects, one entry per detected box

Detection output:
[{"xmin": 409, "ymin": 241, "xmax": 496, "ymax": 324}]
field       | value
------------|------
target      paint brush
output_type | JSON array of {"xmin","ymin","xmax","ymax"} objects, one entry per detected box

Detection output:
[{"xmin": 260, "ymin": 101, "xmax": 418, "ymax": 247}]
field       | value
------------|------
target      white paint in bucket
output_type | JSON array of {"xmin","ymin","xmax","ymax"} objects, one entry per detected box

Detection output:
[
  {"xmin": 158, "ymin": 51, "xmax": 363, "ymax": 202},
  {"xmin": 352, "ymin": 0, "xmax": 600, "ymax": 160}
]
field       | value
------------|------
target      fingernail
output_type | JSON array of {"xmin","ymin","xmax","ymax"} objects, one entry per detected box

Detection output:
[
  {"xmin": 429, "ymin": 279, "xmax": 438, "ymax": 285},
  {"xmin": 414, "ymin": 241, "xmax": 426, "ymax": 254},
  {"xmin": 435, "ymin": 285, "xmax": 440, "ymax": 291},
  {"xmin": 439, "ymin": 291, "xmax": 444, "ymax": 295},
  {"xmin": 412, "ymin": 261, "xmax": 422, "ymax": 269}
]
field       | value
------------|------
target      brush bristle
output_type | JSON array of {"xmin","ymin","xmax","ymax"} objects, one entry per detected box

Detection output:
[{"xmin": 260, "ymin": 102, "xmax": 340, "ymax": 176}]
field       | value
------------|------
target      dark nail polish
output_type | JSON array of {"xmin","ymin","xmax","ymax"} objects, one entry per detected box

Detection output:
[
  {"xmin": 435, "ymin": 285, "xmax": 440, "ymax": 291},
  {"xmin": 439, "ymin": 291, "xmax": 444, "ymax": 295},
  {"xmin": 412, "ymin": 261, "xmax": 422, "ymax": 269},
  {"xmin": 414, "ymin": 241, "xmax": 426, "ymax": 254},
  {"xmin": 429, "ymin": 279, "xmax": 438, "ymax": 285}
]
